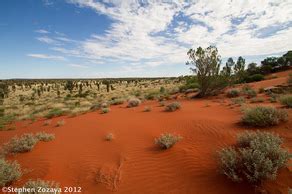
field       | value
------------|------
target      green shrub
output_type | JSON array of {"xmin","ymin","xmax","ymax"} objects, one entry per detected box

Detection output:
[
  {"xmin": 35, "ymin": 132, "xmax": 55, "ymax": 142},
  {"xmin": 226, "ymin": 89, "xmax": 240, "ymax": 98},
  {"xmin": 23, "ymin": 179, "xmax": 60, "ymax": 194},
  {"xmin": 0, "ymin": 158, "xmax": 21, "ymax": 187},
  {"xmin": 5, "ymin": 133, "xmax": 38, "ymax": 153},
  {"xmin": 127, "ymin": 98, "xmax": 141, "ymax": 108},
  {"xmin": 279, "ymin": 95, "xmax": 292, "ymax": 108},
  {"xmin": 242, "ymin": 106, "xmax": 288, "ymax": 127},
  {"xmin": 246, "ymin": 74, "xmax": 264, "ymax": 83},
  {"xmin": 231, "ymin": 97, "xmax": 246, "ymax": 105},
  {"xmin": 155, "ymin": 133, "xmax": 182, "ymax": 149},
  {"xmin": 165, "ymin": 102, "xmax": 181, "ymax": 112},
  {"xmin": 110, "ymin": 98, "xmax": 124, "ymax": 105},
  {"xmin": 219, "ymin": 131, "xmax": 289, "ymax": 184},
  {"xmin": 241, "ymin": 87, "xmax": 257, "ymax": 98},
  {"xmin": 45, "ymin": 108, "xmax": 64, "ymax": 119},
  {"xmin": 100, "ymin": 108, "xmax": 110, "ymax": 114}
]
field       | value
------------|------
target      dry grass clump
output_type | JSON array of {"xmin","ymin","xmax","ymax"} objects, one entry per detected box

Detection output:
[
  {"xmin": 45, "ymin": 108, "xmax": 64, "ymax": 119},
  {"xmin": 241, "ymin": 106, "xmax": 288, "ymax": 127},
  {"xmin": 105, "ymin": 133, "xmax": 114, "ymax": 141},
  {"xmin": 110, "ymin": 98, "xmax": 124, "ymax": 105},
  {"xmin": 23, "ymin": 179, "xmax": 60, "ymax": 194},
  {"xmin": 231, "ymin": 97, "xmax": 246, "ymax": 105},
  {"xmin": 4, "ymin": 133, "xmax": 38, "ymax": 153},
  {"xmin": 101, "ymin": 108, "xmax": 110, "ymax": 114},
  {"xmin": 165, "ymin": 102, "xmax": 181, "ymax": 112},
  {"xmin": 279, "ymin": 95, "xmax": 292, "ymax": 108},
  {"xmin": 127, "ymin": 98, "xmax": 141, "ymax": 108},
  {"xmin": 35, "ymin": 132, "xmax": 55, "ymax": 142},
  {"xmin": 56, "ymin": 120, "xmax": 65, "ymax": 127},
  {"xmin": 226, "ymin": 89, "xmax": 240, "ymax": 98},
  {"xmin": 155, "ymin": 133, "xmax": 182, "ymax": 149},
  {"xmin": 0, "ymin": 158, "xmax": 21, "ymax": 187},
  {"xmin": 143, "ymin": 106, "xmax": 151, "ymax": 112},
  {"xmin": 43, "ymin": 120, "xmax": 51, "ymax": 126},
  {"xmin": 241, "ymin": 85, "xmax": 257, "ymax": 98},
  {"xmin": 219, "ymin": 131, "xmax": 289, "ymax": 184},
  {"xmin": 250, "ymin": 97, "xmax": 264, "ymax": 103}
]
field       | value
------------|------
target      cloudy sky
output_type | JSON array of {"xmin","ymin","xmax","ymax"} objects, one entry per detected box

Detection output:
[{"xmin": 0, "ymin": 0, "xmax": 291, "ymax": 78}]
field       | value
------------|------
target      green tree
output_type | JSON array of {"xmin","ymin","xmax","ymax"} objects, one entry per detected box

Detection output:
[
  {"xmin": 234, "ymin": 56, "xmax": 246, "ymax": 82},
  {"xmin": 186, "ymin": 46, "xmax": 227, "ymax": 97},
  {"xmin": 65, "ymin": 80, "xmax": 74, "ymax": 93}
]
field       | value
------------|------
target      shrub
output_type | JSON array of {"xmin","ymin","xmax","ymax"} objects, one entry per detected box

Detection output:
[
  {"xmin": 43, "ymin": 120, "xmax": 51, "ymax": 126},
  {"xmin": 165, "ymin": 102, "xmax": 181, "ymax": 112},
  {"xmin": 287, "ymin": 73, "xmax": 292, "ymax": 85},
  {"xmin": 241, "ymin": 87, "xmax": 257, "ymax": 98},
  {"xmin": 45, "ymin": 108, "xmax": 64, "ymax": 119},
  {"xmin": 226, "ymin": 89, "xmax": 240, "ymax": 98},
  {"xmin": 279, "ymin": 95, "xmax": 292, "ymax": 108},
  {"xmin": 101, "ymin": 102, "xmax": 108, "ymax": 108},
  {"xmin": 90, "ymin": 104, "xmax": 101, "ymax": 111},
  {"xmin": 231, "ymin": 97, "xmax": 245, "ymax": 105},
  {"xmin": 159, "ymin": 101, "xmax": 165, "ymax": 107},
  {"xmin": 155, "ymin": 133, "xmax": 182, "ymax": 149},
  {"xmin": 5, "ymin": 133, "xmax": 38, "ymax": 153},
  {"xmin": 127, "ymin": 98, "xmax": 141, "ymax": 108},
  {"xmin": 258, "ymin": 87, "xmax": 265, "ymax": 93},
  {"xmin": 35, "ymin": 132, "xmax": 55, "ymax": 142},
  {"xmin": 143, "ymin": 106, "xmax": 151, "ymax": 112},
  {"xmin": 56, "ymin": 120, "xmax": 65, "ymax": 127},
  {"xmin": 0, "ymin": 158, "xmax": 21, "ymax": 187},
  {"xmin": 100, "ymin": 108, "xmax": 110, "ymax": 114},
  {"xmin": 242, "ymin": 106, "xmax": 288, "ymax": 127},
  {"xmin": 246, "ymin": 74, "xmax": 264, "ymax": 83},
  {"xmin": 23, "ymin": 179, "xmax": 60, "ymax": 194},
  {"xmin": 219, "ymin": 131, "xmax": 289, "ymax": 184},
  {"xmin": 250, "ymin": 97, "xmax": 264, "ymax": 103},
  {"xmin": 110, "ymin": 98, "xmax": 124, "ymax": 105},
  {"xmin": 105, "ymin": 133, "xmax": 114, "ymax": 141}
]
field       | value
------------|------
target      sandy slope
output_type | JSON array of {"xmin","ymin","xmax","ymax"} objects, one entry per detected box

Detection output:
[{"xmin": 0, "ymin": 70, "xmax": 291, "ymax": 194}]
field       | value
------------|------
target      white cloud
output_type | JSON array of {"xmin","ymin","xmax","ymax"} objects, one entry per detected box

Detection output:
[
  {"xmin": 68, "ymin": 63, "xmax": 88, "ymax": 68},
  {"xmin": 36, "ymin": 0, "xmax": 292, "ymax": 75},
  {"xmin": 35, "ymin": 29, "xmax": 50, "ymax": 34},
  {"xmin": 27, "ymin": 53, "xmax": 66, "ymax": 61}
]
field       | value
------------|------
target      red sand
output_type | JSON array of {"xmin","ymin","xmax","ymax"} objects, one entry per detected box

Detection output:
[{"xmin": 1, "ymin": 71, "xmax": 291, "ymax": 194}]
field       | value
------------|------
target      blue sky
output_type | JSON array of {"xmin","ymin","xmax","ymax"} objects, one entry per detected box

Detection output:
[{"xmin": 0, "ymin": 0, "xmax": 291, "ymax": 79}]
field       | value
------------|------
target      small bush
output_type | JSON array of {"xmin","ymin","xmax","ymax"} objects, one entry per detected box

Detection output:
[
  {"xmin": 0, "ymin": 158, "xmax": 21, "ymax": 187},
  {"xmin": 23, "ymin": 179, "xmax": 60, "ymax": 194},
  {"xmin": 56, "ymin": 120, "xmax": 65, "ymax": 127},
  {"xmin": 5, "ymin": 133, "xmax": 38, "ymax": 153},
  {"xmin": 226, "ymin": 89, "xmax": 240, "ymax": 98},
  {"xmin": 155, "ymin": 133, "xmax": 182, "ymax": 149},
  {"xmin": 105, "ymin": 133, "xmax": 114, "ymax": 141},
  {"xmin": 219, "ymin": 131, "xmax": 289, "ymax": 184},
  {"xmin": 241, "ymin": 87, "xmax": 257, "ymax": 98},
  {"xmin": 35, "ymin": 132, "xmax": 55, "ymax": 142},
  {"xmin": 258, "ymin": 87, "xmax": 265, "ymax": 93},
  {"xmin": 242, "ymin": 106, "xmax": 288, "ymax": 127},
  {"xmin": 279, "ymin": 95, "xmax": 292, "ymax": 108},
  {"xmin": 43, "ymin": 120, "xmax": 51, "ymax": 126},
  {"xmin": 100, "ymin": 108, "xmax": 110, "ymax": 114},
  {"xmin": 250, "ymin": 97, "xmax": 264, "ymax": 103},
  {"xmin": 247, "ymin": 74, "xmax": 264, "ymax": 83},
  {"xmin": 127, "ymin": 98, "xmax": 141, "ymax": 108},
  {"xmin": 143, "ymin": 106, "xmax": 151, "ymax": 112},
  {"xmin": 101, "ymin": 102, "xmax": 108, "ymax": 108},
  {"xmin": 165, "ymin": 102, "xmax": 181, "ymax": 112},
  {"xmin": 45, "ymin": 108, "xmax": 64, "ymax": 119},
  {"xmin": 110, "ymin": 98, "xmax": 124, "ymax": 105},
  {"xmin": 231, "ymin": 97, "xmax": 246, "ymax": 105},
  {"xmin": 90, "ymin": 104, "xmax": 101, "ymax": 111}
]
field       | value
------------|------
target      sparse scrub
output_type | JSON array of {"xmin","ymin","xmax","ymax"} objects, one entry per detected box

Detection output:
[
  {"xmin": 226, "ymin": 89, "xmax": 240, "ymax": 98},
  {"xmin": 4, "ymin": 133, "xmax": 38, "ymax": 153},
  {"xmin": 35, "ymin": 132, "xmax": 55, "ymax": 142},
  {"xmin": 279, "ymin": 95, "xmax": 292, "ymax": 108},
  {"xmin": 165, "ymin": 102, "xmax": 181, "ymax": 112},
  {"xmin": 250, "ymin": 97, "xmax": 264, "ymax": 103},
  {"xmin": 155, "ymin": 133, "xmax": 182, "ymax": 149},
  {"xmin": 100, "ymin": 108, "xmax": 110, "ymax": 114},
  {"xmin": 219, "ymin": 131, "xmax": 289, "ymax": 184},
  {"xmin": 110, "ymin": 98, "xmax": 124, "ymax": 105},
  {"xmin": 231, "ymin": 97, "xmax": 245, "ymax": 105},
  {"xmin": 105, "ymin": 133, "xmax": 114, "ymax": 141},
  {"xmin": 43, "ymin": 120, "xmax": 51, "ymax": 126},
  {"xmin": 242, "ymin": 106, "xmax": 288, "ymax": 127},
  {"xmin": 45, "ymin": 108, "xmax": 64, "ymax": 119},
  {"xmin": 23, "ymin": 179, "xmax": 60, "ymax": 194},
  {"xmin": 287, "ymin": 73, "xmax": 292, "ymax": 85},
  {"xmin": 241, "ymin": 86, "xmax": 257, "ymax": 98},
  {"xmin": 159, "ymin": 101, "xmax": 165, "ymax": 107},
  {"xmin": 127, "ymin": 98, "xmax": 141, "ymax": 108},
  {"xmin": 0, "ymin": 158, "xmax": 21, "ymax": 187},
  {"xmin": 258, "ymin": 87, "xmax": 265, "ymax": 93},
  {"xmin": 101, "ymin": 102, "xmax": 108, "ymax": 108}
]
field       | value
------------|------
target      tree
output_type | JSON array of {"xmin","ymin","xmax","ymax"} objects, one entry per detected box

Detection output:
[
  {"xmin": 222, "ymin": 57, "xmax": 234, "ymax": 76},
  {"xmin": 234, "ymin": 56, "xmax": 246, "ymax": 83},
  {"xmin": 65, "ymin": 80, "xmax": 74, "ymax": 93},
  {"xmin": 186, "ymin": 46, "xmax": 227, "ymax": 97},
  {"xmin": 261, "ymin": 57, "xmax": 278, "ymax": 68},
  {"xmin": 282, "ymin": 50, "xmax": 292, "ymax": 66},
  {"xmin": 246, "ymin": 62, "xmax": 259, "ymax": 75}
]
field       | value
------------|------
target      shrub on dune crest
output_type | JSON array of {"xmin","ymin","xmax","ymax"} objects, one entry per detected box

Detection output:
[
  {"xmin": 127, "ymin": 98, "xmax": 141, "ymax": 108},
  {"xmin": 0, "ymin": 158, "xmax": 21, "ymax": 187},
  {"xmin": 155, "ymin": 133, "xmax": 182, "ymax": 149},
  {"xmin": 241, "ymin": 106, "xmax": 288, "ymax": 127},
  {"xmin": 219, "ymin": 131, "xmax": 289, "ymax": 184},
  {"xmin": 165, "ymin": 102, "xmax": 181, "ymax": 112}
]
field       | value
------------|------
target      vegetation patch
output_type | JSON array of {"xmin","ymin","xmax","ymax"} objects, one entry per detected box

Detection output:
[
  {"xmin": 127, "ymin": 98, "xmax": 141, "ymax": 108},
  {"xmin": 56, "ymin": 120, "xmax": 65, "ymax": 127},
  {"xmin": 165, "ymin": 102, "xmax": 181, "ymax": 112},
  {"xmin": 279, "ymin": 95, "xmax": 292, "ymax": 108},
  {"xmin": 226, "ymin": 89, "xmax": 240, "ymax": 98},
  {"xmin": 35, "ymin": 132, "xmax": 55, "ymax": 142},
  {"xmin": 241, "ymin": 106, "xmax": 288, "ymax": 127},
  {"xmin": 4, "ymin": 133, "xmax": 38, "ymax": 153},
  {"xmin": 219, "ymin": 131, "xmax": 289, "ymax": 184},
  {"xmin": 101, "ymin": 108, "xmax": 110, "ymax": 114},
  {"xmin": 45, "ymin": 108, "xmax": 64, "ymax": 119},
  {"xmin": 155, "ymin": 133, "xmax": 182, "ymax": 149},
  {"xmin": 0, "ymin": 158, "xmax": 21, "ymax": 187},
  {"xmin": 23, "ymin": 179, "xmax": 60, "ymax": 194}
]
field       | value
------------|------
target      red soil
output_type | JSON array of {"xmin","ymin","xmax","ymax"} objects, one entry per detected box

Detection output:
[{"xmin": 1, "ymin": 71, "xmax": 291, "ymax": 194}]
